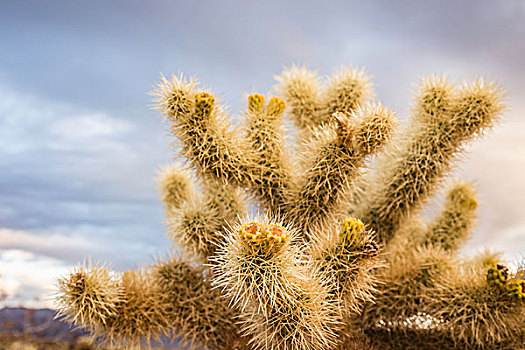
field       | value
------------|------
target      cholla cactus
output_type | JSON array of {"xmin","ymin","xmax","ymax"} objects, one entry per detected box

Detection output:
[{"xmin": 56, "ymin": 64, "xmax": 525, "ymax": 349}]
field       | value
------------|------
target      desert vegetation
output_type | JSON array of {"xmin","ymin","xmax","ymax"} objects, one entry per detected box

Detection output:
[{"xmin": 55, "ymin": 64, "xmax": 525, "ymax": 349}]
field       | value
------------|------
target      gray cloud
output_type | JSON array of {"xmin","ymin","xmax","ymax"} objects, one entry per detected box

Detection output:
[{"xmin": 0, "ymin": 83, "xmax": 169, "ymax": 271}]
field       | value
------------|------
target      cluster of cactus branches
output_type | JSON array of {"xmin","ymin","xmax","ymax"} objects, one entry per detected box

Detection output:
[{"xmin": 56, "ymin": 64, "xmax": 525, "ymax": 349}]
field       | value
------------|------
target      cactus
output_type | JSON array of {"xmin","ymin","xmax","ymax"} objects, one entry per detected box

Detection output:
[{"xmin": 55, "ymin": 64, "xmax": 525, "ymax": 349}]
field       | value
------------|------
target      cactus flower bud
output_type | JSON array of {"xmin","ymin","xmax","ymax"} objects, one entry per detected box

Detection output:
[
  {"xmin": 506, "ymin": 280, "xmax": 525, "ymax": 301},
  {"xmin": 487, "ymin": 264, "xmax": 508, "ymax": 288},
  {"xmin": 339, "ymin": 217, "xmax": 364, "ymax": 249},
  {"xmin": 248, "ymin": 93, "xmax": 265, "ymax": 113}
]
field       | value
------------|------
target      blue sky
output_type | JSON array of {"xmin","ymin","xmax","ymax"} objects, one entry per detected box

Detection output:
[{"xmin": 0, "ymin": 0, "xmax": 524, "ymax": 307}]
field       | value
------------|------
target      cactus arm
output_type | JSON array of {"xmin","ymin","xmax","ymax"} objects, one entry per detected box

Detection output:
[
  {"xmin": 157, "ymin": 164, "xmax": 195, "ymax": 211},
  {"xmin": 285, "ymin": 104, "xmax": 396, "ymax": 236},
  {"xmin": 320, "ymin": 66, "xmax": 374, "ymax": 123},
  {"xmin": 244, "ymin": 94, "xmax": 293, "ymax": 212},
  {"xmin": 57, "ymin": 266, "xmax": 168, "ymax": 348},
  {"xmin": 310, "ymin": 218, "xmax": 381, "ymax": 317},
  {"xmin": 354, "ymin": 76, "xmax": 504, "ymax": 244},
  {"xmin": 360, "ymin": 253, "xmax": 525, "ymax": 349},
  {"xmin": 152, "ymin": 257, "xmax": 245, "ymax": 350},
  {"xmin": 58, "ymin": 259, "xmax": 244, "ymax": 350},
  {"xmin": 153, "ymin": 74, "xmax": 255, "ymax": 186},
  {"xmin": 275, "ymin": 65, "xmax": 373, "ymax": 132},
  {"xmin": 55, "ymin": 262, "xmax": 123, "ymax": 333},
  {"xmin": 275, "ymin": 65, "xmax": 323, "ymax": 130},
  {"xmin": 428, "ymin": 263, "xmax": 525, "ymax": 349},
  {"xmin": 423, "ymin": 181, "xmax": 478, "ymax": 251},
  {"xmin": 358, "ymin": 245, "xmax": 454, "ymax": 328},
  {"xmin": 167, "ymin": 179, "xmax": 245, "ymax": 261}
]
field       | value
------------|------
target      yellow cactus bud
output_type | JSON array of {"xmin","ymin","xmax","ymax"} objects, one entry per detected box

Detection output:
[
  {"xmin": 248, "ymin": 93, "xmax": 265, "ymax": 113},
  {"xmin": 466, "ymin": 197, "xmax": 478, "ymax": 211},
  {"xmin": 506, "ymin": 280, "xmax": 525, "ymax": 301},
  {"xmin": 486, "ymin": 264, "xmax": 508, "ymax": 288},
  {"xmin": 339, "ymin": 217, "xmax": 364, "ymax": 249},
  {"xmin": 239, "ymin": 222, "xmax": 264, "ymax": 245},
  {"xmin": 266, "ymin": 97, "xmax": 286, "ymax": 117},
  {"xmin": 239, "ymin": 221, "xmax": 291, "ymax": 249},
  {"xmin": 194, "ymin": 92, "xmax": 215, "ymax": 118},
  {"xmin": 266, "ymin": 223, "xmax": 289, "ymax": 245}
]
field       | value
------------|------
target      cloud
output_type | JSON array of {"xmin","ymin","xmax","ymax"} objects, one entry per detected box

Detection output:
[
  {"xmin": 0, "ymin": 83, "xmax": 165, "ymax": 226},
  {"xmin": 0, "ymin": 226, "xmax": 168, "ymax": 266},
  {"xmin": 49, "ymin": 112, "xmax": 131, "ymax": 147},
  {"xmin": 0, "ymin": 249, "xmax": 70, "ymax": 308},
  {"xmin": 0, "ymin": 227, "xmax": 172, "ymax": 308},
  {"xmin": 0, "ymin": 83, "xmax": 171, "ymax": 280},
  {"xmin": 0, "ymin": 228, "xmax": 106, "ymax": 262}
]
